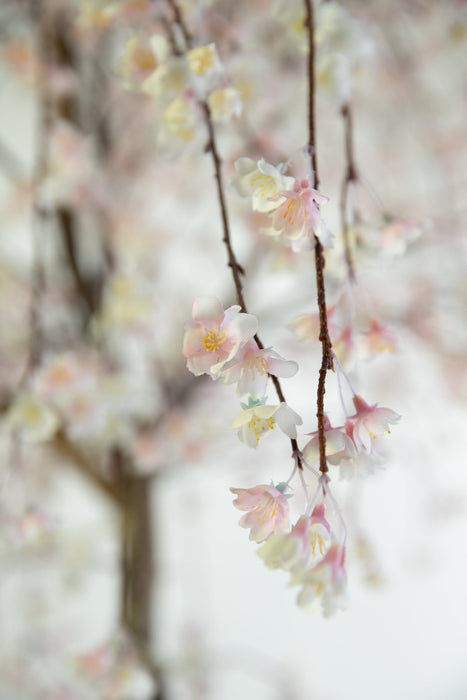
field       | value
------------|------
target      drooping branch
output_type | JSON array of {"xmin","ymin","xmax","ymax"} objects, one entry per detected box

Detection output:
[{"xmin": 304, "ymin": 0, "xmax": 334, "ymax": 476}]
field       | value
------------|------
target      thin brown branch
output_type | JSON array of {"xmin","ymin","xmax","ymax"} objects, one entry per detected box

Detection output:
[
  {"xmin": 340, "ymin": 103, "xmax": 358, "ymax": 282},
  {"xmin": 304, "ymin": 0, "xmax": 318, "ymax": 188},
  {"xmin": 52, "ymin": 431, "xmax": 122, "ymax": 505},
  {"xmin": 304, "ymin": 0, "xmax": 334, "ymax": 475}
]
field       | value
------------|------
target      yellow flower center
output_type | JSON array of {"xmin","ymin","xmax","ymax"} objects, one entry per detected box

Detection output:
[
  {"xmin": 245, "ymin": 355, "xmax": 270, "ymax": 378},
  {"xmin": 250, "ymin": 174, "xmax": 277, "ymax": 198},
  {"xmin": 248, "ymin": 415, "xmax": 275, "ymax": 441},
  {"xmin": 188, "ymin": 46, "xmax": 216, "ymax": 75},
  {"xmin": 203, "ymin": 327, "xmax": 227, "ymax": 353},
  {"xmin": 255, "ymin": 494, "xmax": 279, "ymax": 525}
]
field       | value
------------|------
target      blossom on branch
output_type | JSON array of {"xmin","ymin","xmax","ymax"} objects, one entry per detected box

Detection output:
[
  {"xmin": 293, "ymin": 544, "xmax": 348, "ymax": 617},
  {"xmin": 264, "ymin": 178, "xmax": 333, "ymax": 248},
  {"xmin": 183, "ymin": 296, "xmax": 257, "ymax": 378},
  {"xmin": 220, "ymin": 339, "xmax": 298, "ymax": 399},
  {"xmin": 231, "ymin": 157, "xmax": 295, "ymax": 213},
  {"xmin": 231, "ymin": 398, "xmax": 302, "ymax": 448},
  {"xmin": 348, "ymin": 394, "xmax": 400, "ymax": 452},
  {"xmin": 258, "ymin": 505, "xmax": 331, "ymax": 573},
  {"xmin": 230, "ymin": 483, "xmax": 290, "ymax": 542}
]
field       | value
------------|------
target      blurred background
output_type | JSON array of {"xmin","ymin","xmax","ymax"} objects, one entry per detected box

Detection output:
[{"xmin": 0, "ymin": 0, "xmax": 466, "ymax": 698}]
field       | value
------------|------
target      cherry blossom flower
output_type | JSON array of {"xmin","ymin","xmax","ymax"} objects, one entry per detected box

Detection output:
[
  {"xmin": 141, "ymin": 37, "xmax": 189, "ymax": 105},
  {"xmin": 293, "ymin": 544, "xmax": 348, "ymax": 617},
  {"xmin": 332, "ymin": 324, "xmax": 356, "ymax": 369},
  {"xmin": 258, "ymin": 516, "xmax": 311, "ymax": 573},
  {"xmin": 332, "ymin": 419, "xmax": 385, "ymax": 479},
  {"xmin": 288, "ymin": 306, "xmax": 337, "ymax": 342},
  {"xmin": 119, "ymin": 34, "xmax": 158, "ymax": 90},
  {"xmin": 303, "ymin": 415, "xmax": 356, "ymax": 466},
  {"xmin": 183, "ymin": 296, "xmax": 257, "ymax": 378},
  {"xmin": 359, "ymin": 318, "xmax": 398, "ymax": 359},
  {"xmin": 258, "ymin": 505, "xmax": 331, "ymax": 573},
  {"xmin": 156, "ymin": 94, "xmax": 204, "ymax": 159},
  {"xmin": 231, "ymin": 398, "xmax": 302, "ymax": 448},
  {"xmin": 266, "ymin": 178, "xmax": 332, "ymax": 248},
  {"xmin": 220, "ymin": 339, "xmax": 298, "ymax": 399},
  {"xmin": 231, "ymin": 158, "xmax": 295, "ymax": 213},
  {"xmin": 6, "ymin": 395, "xmax": 59, "ymax": 443},
  {"xmin": 348, "ymin": 394, "xmax": 400, "ymax": 452},
  {"xmin": 380, "ymin": 216, "xmax": 421, "ymax": 256},
  {"xmin": 186, "ymin": 44, "xmax": 220, "ymax": 77},
  {"xmin": 230, "ymin": 484, "xmax": 290, "ymax": 542},
  {"xmin": 208, "ymin": 86, "xmax": 242, "ymax": 122}
]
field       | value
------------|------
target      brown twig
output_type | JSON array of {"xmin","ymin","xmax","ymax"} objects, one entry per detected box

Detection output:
[
  {"xmin": 304, "ymin": 0, "xmax": 334, "ymax": 476},
  {"xmin": 340, "ymin": 102, "xmax": 358, "ymax": 282}
]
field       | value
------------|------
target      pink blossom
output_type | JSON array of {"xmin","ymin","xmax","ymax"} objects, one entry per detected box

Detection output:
[
  {"xmin": 183, "ymin": 296, "xmax": 257, "ymax": 378},
  {"xmin": 359, "ymin": 318, "xmax": 398, "ymax": 359},
  {"xmin": 220, "ymin": 339, "xmax": 298, "ymax": 398},
  {"xmin": 230, "ymin": 484, "xmax": 290, "ymax": 542},
  {"xmin": 258, "ymin": 506, "xmax": 331, "ymax": 572},
  {"xmin": 288, "ymin": 306, "xmax": 337, "ymax": 342},
  {"xmin": 303, "ymin": 414, "xmax": 356, "ymax": 466},
  {"xmin": 267, "ymin": 178, "xmax": 332, "ymax": 247},
  {"xmin": 293, "ymin": 544, "xmax": 347, "ymax": 616},
  {"xmin": 348, "ymin": 394, "xmax": 400, "ymax": 452},
  {"xmin": 332, "ymin": 324, "xmax": 356, "ymax": 369}
]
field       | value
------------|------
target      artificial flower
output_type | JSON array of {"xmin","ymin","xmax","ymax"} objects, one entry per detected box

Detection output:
[
  {"xmin": 230, "ymin": 483, "xmax": 290, "ymax": 542},
  {"xmin": 183, "ymin": 296, "xmax": 257, "ymax": 378}
]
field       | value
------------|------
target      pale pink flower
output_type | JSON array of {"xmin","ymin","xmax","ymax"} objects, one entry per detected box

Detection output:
[
  {"xmin": 380, "ymin": 216, "xmax": 421, "ymax": 256},
  {"xmin": 6, "ymin": 395, "xmax": 59, "ymax": 443},
  {"xmin": 288, "ymin": 306, "xmax": 338, "ymax": 343},
  {"xmin": 332, "ymin": 324, "xmax": 356, "ymax": 369},
  {"xmin": 231, "ymin": 400, "xmax": 302, "ymax": 448},
  {"xmin": 267, "ymin": 178, "xmax": 332, "ymax": 247},
  {"xmin": 359, "ymin": 318, "xmax": 398, "ymax": 359},
  {"xmin": 334, "ymin": 419, "xmax": 385, "ymax": 479},
  {"xmin": 231, "ymin": 158, "xmax": 295, "ymax": 213},
  {"xmin": 183, "ymin": 296, "xmax": 257, "ymax": 378},
  {"xmin": 230, "ymin": 484, "xmax": 290, "ymax": 542},
  {"xmin": 258, "ymin": 516, "xmax": 311, "ymax": 572},
  {"xmin": 303, "ymin": 414, "xmax": 356, "ymax": 466},
  {"xmin": 348, "ymin": 394, "xmax": 400, "ymax": 452},
  {"xmin": 119, "ymin": 34, "xmax": 158, "ymax": 90},
  {"xmin": 208, "ymin": 86, "xmax": 242, "ymax": 123},
  {"xmin": 258, "ymin": 506, "xmax": 331, "ymax": 572},
  {"xmin": 220, "ymin": 339, "xmax": 298, "ymax": 399},
  {"xmin": 293, "ymin": 544, "xmax": 348, "ymax": 617}
]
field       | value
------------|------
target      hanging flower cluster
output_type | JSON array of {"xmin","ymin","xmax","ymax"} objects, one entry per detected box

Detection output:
[
  {"xmin": 183, "ymin": 296, "xmax": 301, "ymax": 448},
  {"xmin": 232, "ymin": 158, "xmax": 332, "ymax": 250},
  {"xmin": 120, "ymin": 32, "xmax": 241, "ymax": 158}
]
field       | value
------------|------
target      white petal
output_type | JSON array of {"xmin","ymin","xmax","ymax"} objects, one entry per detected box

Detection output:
[{"xmin": 192, "ymin": 296, "xmax": 224, "ymax": 323}]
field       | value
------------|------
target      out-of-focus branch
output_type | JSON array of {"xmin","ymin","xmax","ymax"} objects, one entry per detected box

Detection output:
[
  {"xmin": 52, "ymin": 431, "xmax": 123, "ymax": 506},
  {"xmin": 340, "ymin": 103, "xmax": 358, "ymax": 282}
]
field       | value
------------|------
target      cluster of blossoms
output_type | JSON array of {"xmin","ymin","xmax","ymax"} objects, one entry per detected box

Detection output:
[
  {"xmin": 232, "ymin": 483, "xmax": 347, "ymax": 616},
  {"xmin": 289, "ymin": 307, "xmax": 399, "ymax": 370},
  {"xmin": 232, "ymin": 157, "xmax": 332, "ymax": 250},
  {"xmin": 183, "ymin": 296, "xmax": 301, "ymax": 447},
  {"xmin": 120, "ymin": 31, "xmax": 242, "ymax": 158},
  {"xmin": 183, "ymin": 294, "xmax": 400, "ymax": 615}
]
